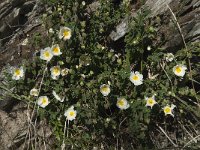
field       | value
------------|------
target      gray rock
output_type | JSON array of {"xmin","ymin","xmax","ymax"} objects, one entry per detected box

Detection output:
[
  {"xmin": 187, "ymin": 22, "xmax": 200, "ymax": 43},
  {"xmin": 0, "ymin": 0, "xmax": 41, "ymax": 48},
  {"xmin": 145, "ymin": 0, "xmax": 173, "ymax": 17},
  {"xmin": 0, "ymin": 102, "xmax": 54, "ymax": 150},
  {"xmin": 109, "ymin": 18, "xmax": 129, "ymax": 41},
  {"xmin": 109, "ymin": 0, "xmax": 173, "ymax": 41},
  {"xmin": 109, "ymin": 0, "xmax": 200, "ymax": 47}
]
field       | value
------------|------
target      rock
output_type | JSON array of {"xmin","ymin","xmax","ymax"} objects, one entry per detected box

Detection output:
[
  {"xmin": 109, "ymin": 18, "xmax": 129, "ymax": 41},
  {"xmin": 145, "ymin": 0, "xmax": 173, "ymax": 17},
  {"xmin": 0, "ymin": 0, "xmax": 42, "ymax": 48},
  {"xmin": 187, "ymin": 22, "xmax": 200, "ymax": 42},
  {"xmin": 0, "ymin": 0, "xmax": 43, "ymax": 70},
  {"xmin": 0, "ymin": 1, "xmax": 52, "ymax": 148},
  {"xmin": 0, "ymin": 64, "xmax": 53, "ymax": 150},
  {"xmin": 0, "ymin": 102, "xmax": 54, "ymax": 150},
  {"xmin": 0, "ymin": 102, "xmax": 28, "ymax": 149},
  {"xmin": 109, "ymin": 0, "xmax": 200, "ymax": 50},
  {"xmin": 109, "ymin": 0, "xmax": 173, "ymax": 41}
]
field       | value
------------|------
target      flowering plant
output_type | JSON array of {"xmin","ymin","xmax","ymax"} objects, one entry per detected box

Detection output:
[{"xmin": 1, "ymin": 0, "xmax": 200, "ymax": 149}]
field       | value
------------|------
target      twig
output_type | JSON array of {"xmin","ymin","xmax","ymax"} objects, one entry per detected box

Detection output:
[
  {"xmin": 157, "ymin": 125, "xmax": 178, "ymax": 147},
  {"xmin": 0, "ymin": 34, "xmax": 15, "ymax": 41},
  {"xmin": 30, "ymin": 62, "xmax": 48, "ymax": 120},
  {"xmin": 183, "ymin": 135, "xmax": 200, "ymax": 148},
  {"xmin": 178, "ymin": 121, "xmax": 197, "ymax": 143},
  {"xmin": 117, "ymin": 117, "xmax": 127, "ymax": 150},
  {"xmin": 119, "ymin": 117, "xmax": 127, "ymax": 131},
  {"xmin": 67, "ymin": 120, "xmax": 69, "ymax": 138},
  {"xmin": 189, "ymin": 78, "xmax": 200, "ymax": 85},
  {"xmin": 34, "ymin": 105, "xmax": 40, "ymax": 149},
  {"xmin": 22, "ymin": 102, "xmax": 31, "ymax": 150},
  {"xmin": 61, "ymin": 119, "xmax": 68, "ymax": 150},
  {"xmin": 25, "ymin": 62, "xmax": 48, "ymax": 149},
  {"xmin": 42, "ymin": 126, "xmax": 47, "ymax": 150},
  {"xmin": 0, "ymin": 84, "xmax": 31, "ymax": 103}
]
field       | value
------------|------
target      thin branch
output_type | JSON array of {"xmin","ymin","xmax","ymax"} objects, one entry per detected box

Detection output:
[
  {"xmin": 157, "ymin": 125, "xmax": 178, "ymax": 147},
  {"xmin": 24, "ymin": 62, "xmax": 48, "ymax": 149},
  {"xmin": 183, "ymin": 135, "xmax": 200, "ymax": 148},
  {"xmin": 61, "ymin": 120, "xmax": 68, "ymax": 150},
  {"xmin": 119, "ymin": 117, "xmax": 127, "ymax": 131},
  {"xmin": 42, "ymin": 126, "xmax": 47, "ymax": 150},
  {"xmin": 178, "ymin": 121, "xmax": 197, "ymax": 143}
]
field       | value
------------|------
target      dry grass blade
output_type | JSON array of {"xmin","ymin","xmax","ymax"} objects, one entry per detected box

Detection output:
[{"xmin": 157, "ymin": 125, "xmax": 178, "ymax": 147}]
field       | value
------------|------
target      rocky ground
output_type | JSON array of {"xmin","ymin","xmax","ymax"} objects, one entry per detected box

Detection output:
[
  {"xmin": 0, "ymin": 0, "xmax": 199, "ymax": 149},
  {"xmin": 0, "ymin": 0, "xmax": 54, "ymax": 149}
]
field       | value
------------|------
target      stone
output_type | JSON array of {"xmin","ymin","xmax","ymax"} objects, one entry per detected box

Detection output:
[
  {"xmin": 109, "ymin": 0, "xmax": 200, "ymax": 50},
  {"xmin": 0, "ymin": 102, "xmax": 54, "ymax": 150}
]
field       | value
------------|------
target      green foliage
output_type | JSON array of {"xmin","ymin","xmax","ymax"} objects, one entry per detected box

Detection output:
[{"xmin": 1, "ymin": 0, "xmax": 200, "ymax": 149}]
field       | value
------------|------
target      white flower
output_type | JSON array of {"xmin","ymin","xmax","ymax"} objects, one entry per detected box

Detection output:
[
  {"xmin": 173, "ymin": 64, "xmax": 187, "ymax": 77},
  {"xmin": 37, "ymin": 96, "xmax": 50, "ymax": 108},
  {"xmin": 165, "ymin": 53, "xmax": 174, "ymax": 62},
  {"xmin": 100, "ymin": 84, "xmax": 111, "ymax": 96},
  {"xmin": 106, "ymin": 118, "xmax": 111, "ymax": 122},
  {"xmin": 163, "ymin": 104, "xmax": 176, "ymax": 117},
  {"xmin": 82, "ymin": 1, "xmax": 86, "ymax": 6},
  {"xmin": 145, "ymin": 96, "xmax": 157, "ymax": 109},
  {"xmin": 30, "ymin": 88, "xmax": 39, "ymax": 97},
  {"xmin": 58, "ymin": 27, "xmax": 72, "ymax": 41},
  {"xmin": 64, "ymin": 106, "xmax": 77, "ymax": 121},
  {"xmin": 49, "ymin": 28, "xmax": 54, "ymax": 33},
  {"xmin": 52, "ymin": 90, "xmax": 64, "ymax": 102},
  {"xmin": 61, "ymin": 68, "xmax": 69, "ymax": 76},
  {"xmin": 12, "ymin": 66, "xmax": 24, "ymax": 80},
  {"xmin": 130, "ymin": 71, "xmax": 143, "ymax": 86},
  {"xmin": 147, "ymin": 46, "xmax": 151, "ymax": 51},
  {"xmin": 40, "ymin": 47, "xmax": 53, "ymax": 61},
  {"xmin": 51, "ymin": 44, "xmax": 62, "ymax": 56},
  {"xmin": 50, "ymin": 66, "xmax": 61, "ymax": 80},
  {"xmin": 81, "ymin": 74, "xmax": 86, "ymax": 78},
  {"xmin": 133, "ymin": 41, "xmax": 137, "ymax": 44},
  {"xmin": 116, "ymin": 98, "xmax": 129, "ymax": 110}
]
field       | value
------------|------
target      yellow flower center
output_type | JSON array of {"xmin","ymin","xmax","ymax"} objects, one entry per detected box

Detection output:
[
  {"xmin": 101, "ymin": 86, "xmax": 109, "ymax": 92},
  {"xmin": 175, "ymin": 66, "xmax": 182, "ymax": 73},
  {"xmin": 132, "ymin": 75, "xmax": 139, "ymax": 81},
  {"xmin": 117, "ymin": 99, "xmax": 124, "ymax": 107},
  {"xmin": 147, "ymin": 98, "xmax": 154, "ymax": 105},
  {"xmin": 62, "ymin": 69, "xmax": 68, "ymax": 75},
  {"xmin": 53, "ymin": 47, "xmax": 59, "ymax": 54},
  {"xmin": 53, "ymin": 67, "xmax": 60, "ymax": 74},
  {"xmin": 63, "ymin": 30, "xmax": 70, "ymax": 37},
  {"xmin": 44, "ymin": 51, "xmax": 50, "ymax": 58},
  {"xmin": 164, "ymin": 107, "xmax": 171, "ymax": 114},
  {"xmin": 69, "ymin": 111, "xmax": 75, "ymax": 116},
  {"xmin": 15, "ymin": 69, "xmax": 21, "ymax": 76},
  {"xmin": 42, "ymin": 98, "xmax": 47, "ymax": 105}
]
